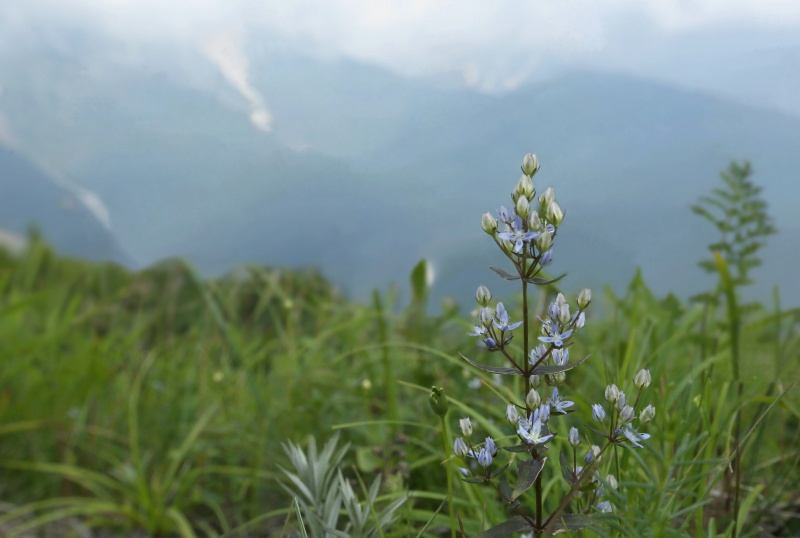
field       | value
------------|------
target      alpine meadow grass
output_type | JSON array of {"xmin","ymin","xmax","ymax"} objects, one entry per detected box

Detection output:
[{"xmin": 0, "ymin": 157, "xmax": 796, "ymax": 537}]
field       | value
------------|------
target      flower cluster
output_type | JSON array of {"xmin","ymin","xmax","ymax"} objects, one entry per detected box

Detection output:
[{"xmin": 444, "ymin": 154, "xmax": 656, "ymax": 534}]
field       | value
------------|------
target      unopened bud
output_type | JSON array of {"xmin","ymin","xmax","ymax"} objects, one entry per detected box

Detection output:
[
  {"xmin": 476, "ymin": 285, "xmax": 492, "ymax": 306},
  {"xmin": 606, "ymin": 474, "xmax": 618, "ymax": 490},
  {"xmin": 577, "ymin": 288, "xmax": 592, "ymax": 309},
  {"xmin": 479, "ymin": 307, "xmax": 493, "ymax": 327},
  {"xmin": 547, "ymin": 200, "xmax": 564, "ymax": 226},
  {"xmin": 592, "ymin": 404, "xmax": 606, "ymax": 423},
  {"xmin": 522, "ymin": 153, "xmax": 540, "ymax": 177},
  {"xmin": 559, "ymin": 303, "xmax": 571, "ymax": 325},
  {"xmin": 526, "ymin": 388, "xmax": 541, "ymax": 408},
  {"xmin": 529, "ymin": 374, "xmax": 541, "ymax": 388},
  {"xmin": 459, "ymin": 417, "xmax": 473, "ymax": 437},
  {"xmin": 481, "ymin": 212, "xmax": 498, "ymax": 235},
  {"xmin": 539, "ymin": 187, "xmax": 555, "ymax": 209},
  {"xmin": 515, "ymin": 195, "xmax": 530, "ymax": 220},
  {"xmin": 615, "ymin": 392, "xmax": 627, "ymax": 411},
  {"xmin": 429, "ymin": 386, "xmax": 449, "ymax": 417},
  {"xmin": 516, "ymin": 174, "xmax": 535, "ymax": 199},
  {"xmin": 528, "ymin": 211, "xmax": 541, "ymax": 231},
  {"xmin": 569, "ymin": 426, "xmax": 580, "ymax": 446},
  {"xmin": 535, "ymin": 230, "xmax": 553, "ymax": 252},
  {"xmin": 500, "ymin": 239, "xmax": 514, "ymax": 254},
  {"xmin": 605, "ymin": 384, "xmax": 620, "ymax": 404},
  {"xmin": 453, "ymin": 437, "xmax": 469, "ymax": 458},
  {"xmin": 619, "ymin": 405, "xmax": 635, "ymax": 424},
  {"xmin": 506, "ymin": 404, "xmax": 520, "ymax": 424},
  {"xmin": 634, "ymin": 369, "xmax": 652, "ymax": 389},
  {"xmin": 640, "ymin": 404, "xmax": 656, "ymax": 423},
  {"xmin": 556, "ymin": 293, "xmax": 567, "ymax": 307}
]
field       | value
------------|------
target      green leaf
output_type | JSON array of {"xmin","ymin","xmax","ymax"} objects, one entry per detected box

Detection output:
[
  {"xmin": 410, "ymin": 259, "xmax": 429, "ymax": 303},
  {"xmin": 476, "ymin": 516, "xmax": 534, "ymax": 537},
  {"xmin": 511, "ymin": 457, "xmax": 545, "ymax": 501},
  {"xmin": 524, "ymin": 273, "xmax": 567, "ymax": 286},
  {"xmin": 490, "ymin": 462, "xmax": 512, "ymax": 479},
  {"xmin": 551, "ymin": 513, "xmax": 601, "ymax": 533},
  {"xmin": 559, "ymin": 451, "xmax": 576, "ymax": 485},
  {"xmin": 531, "ymin": 354, "xmax": 590, "ymax": 375},
  {"xmin": 490, "ymin": 267, "xmax": 521, "ymax": 280},
  {"xmin": 502, "ymin": 443, "xmax": 530, "ymax": 453},
  {"xmin": 459, "ymin": 352, "xmax": 523, "ymax": 375}
]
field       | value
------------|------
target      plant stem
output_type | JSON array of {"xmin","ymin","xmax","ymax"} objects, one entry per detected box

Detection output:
[{"xmin": 440, "ymin": 415, "xmax": 457, "ymax": 538}]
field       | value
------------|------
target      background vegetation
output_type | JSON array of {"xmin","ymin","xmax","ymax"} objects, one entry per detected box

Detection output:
[{"xmin": 0, "ymin": 182, "xmax": 798, "ymax": 536}]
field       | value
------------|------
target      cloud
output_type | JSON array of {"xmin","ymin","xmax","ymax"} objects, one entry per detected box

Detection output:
[{"xmin": 203, "ymin": 29, "xmax": 273, "ymax": 132}]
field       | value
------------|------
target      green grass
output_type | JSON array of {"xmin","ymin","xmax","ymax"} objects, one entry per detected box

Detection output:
[{"xmin": 0, "ymin": 236, "xmax": 797, "ymax": 536}]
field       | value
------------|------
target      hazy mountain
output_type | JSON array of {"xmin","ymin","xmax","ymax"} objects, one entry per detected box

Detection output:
[
  {"xmin": 1, "ymin": 47, "xmax": 798, "ymax": 307},
  {"xmin": 0, "ymin": 144, "xmax": 130, "ymax": 264}
]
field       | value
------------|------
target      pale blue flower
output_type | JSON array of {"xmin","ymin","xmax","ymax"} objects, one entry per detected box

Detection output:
[
  {"xmin": 453, "ymin": 437, "xmax": 469, "ymax": 458},
  {"xmin": 549, "ymin": 387, "xmax": 574, "ymax": 414},
  {"xmin": 538, "ymin": 326, "xmax": 573, "ymax": 347},
  {"xmin": 483, "ymin": 337, "xmax": 497, "ymax": 350},
  {"xmin": 592, "ymin": 404, "xmax": 606, "ymax": 422},
  {"xmin": 459, "ymin": 467, "xmax": 470, "ymax": 476},
  {"xmin": 468, "ymin": 325, "xmax": 487, "ymax": 337},
  {"xmin": 596, "ymin": 500, "xmax": 613, "ymax": 513},
  {"xmin": 621, "ymin": 424, "xmax": 651, "ymax": 448},
  {"xmin": 540, "ymin": 248, "xmax": 553, "ymax": 265},
  {"xmin": 484, "ymin": 436, "xmax": 497, "ymax": 456},
  {"xmin": 477, "ymin": 447, "xmax": 493, "ymax": 467},
  {"xmin": 493, "ymin": 302, "xmax": 522, "ymax": 332},
  {"xmin": 517, "ymin": 417, "xmax": 554, "ymax": 446}
]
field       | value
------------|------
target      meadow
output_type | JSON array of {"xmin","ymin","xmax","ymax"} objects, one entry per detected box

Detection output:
[{"xmin": 0, "ymin": 162, "xmax": 798, "ymax": 537}]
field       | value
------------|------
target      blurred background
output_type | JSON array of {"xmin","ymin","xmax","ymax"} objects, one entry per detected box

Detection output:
[{"xmin": 1, "ymin": 0, "xmax": 798, "ymax": 307}]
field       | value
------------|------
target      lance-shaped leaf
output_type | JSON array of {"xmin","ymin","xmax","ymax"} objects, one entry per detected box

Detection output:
[
  {"xmin": 502, "ymin": 443, "xmax": 530, "ymax": 453},
  {"xmin": 459, "ymin": 352, "xmax": 524, "ymax": 375},
  {"xmin": 550, "ymin": 514, "xmax": 601, "ymax": 534},
  {"xmin": 530, "ymin": 354, "xmax": 590, "ymax": 376},
  {"xmin": 476, "ymin": 516, "xmax": 534, "ymax": 538},
  {"xmin": 490, "ymin": 462, "xmax": 511, "ymax": 479},
  {"xmin": 498, "ymin": 477, "xmax": 513, "ymax": 502},
  {"xmin": 559, "ymin": 450, "xmax": 576, "ymax": 486},
  {"xmin": 511, "ymin": 457, "xmax": 546, "ymax": 501},
  {"xmin": 461, "ymin": 475, "xmax": 489, "ymax": 484},
  {"xmin": 523, "ymin": 273, "xmax": 567, "ymax": 286},
  {"xmin": 490, "ymin": 267, "xmax": 521, "ymax": 280}
]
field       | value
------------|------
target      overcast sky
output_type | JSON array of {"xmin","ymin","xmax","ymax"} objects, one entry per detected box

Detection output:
[{"xmin": 1, "ymin": 0, "xmax": 799, "ymax": 133}]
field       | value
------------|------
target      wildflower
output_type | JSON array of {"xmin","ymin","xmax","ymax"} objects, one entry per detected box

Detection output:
[
  {"xmin": 482, "ymin": 212, "xmax": 498, "ymax": 234},
  {"xmin": 596, "ymin": 500, "xmax": 613, "ymax": 513},
  {"xmin": 484, "ymin": 436, "xmax": 498, "ymax": 456},
  {"xmin": 592, "ymin": 404, "xmax": 606, "ymax": 423},
  {"xmin": 493, "ymin": 302, "xmax": 522, "ymax": 332},
  {"xmin": 477, "ymin": 447, "xmax": 493, "ymax": 467},
  {"xmin": 605, "ymin": 384, "xmax": 620, "ymax": 404},
  {"xmin": 517, "ymin": 418, "xmax": 554, "ymax": 446},
  {"xmin": 459, "ymin": 467, "xmax": 470, "ymax": 476},
  {"xmin": 615, "ymin": 392, "xmax": 627, "ymax": 411},
  {"xmin": 497, "ymin": 216, "xmax": 536, "ymax": 253},
  {"xmin": 506, "ymin": 404, "xmax": 520, "ymax": 424},
  {"xmin": 535, "ymin": 230, "xmax": 553, "ymax": 252},
  {"xmin": 516, "ymin": 174, "xmax": 535, "ymax": 199},
  {"xmin": 522, "ymin": 153, "xmax": 540, "ymax": 177},
  {"xmin": 526, "ymin": 388, "xmax": 541, "ymax": 408},
  {"xmin": 547, "ymin": 200, "xmax": 564, "ymax": 226},
  {"xmin": 475, "ymin": 285, "xmax": 492, "ymax": 306},
  {"xmin": 539, "ymin": 187, "xmax": 555, "ymax": 209},
  {"xmin": 569, "ymin": 427, "xmax": 580, "ymax": 446},
  {"xmin": 482, "ymin": 337, "xmax": 497, "ymax": 350},
  {"xmin": 558, "ymin": 302, "xmax": 571, "ymax": 324},
  {"xmin": 528, "ymin": 211, "xmax": 541, "ymax": 230},
  {"xmin": 453, "ymin": 438, "xmax": 469, "ymax": 458},
  {"xmin": 479, "ymin": 306, "xmax": 493, "ymax": 327},
  {"xmin": 552, "ymin": 348, "xmax": 570, "ymax": 367},
  {"xmin": 640, "ymin": 404, "xmax": 656, "ymax": 423},
  {"xmin": 621, "ymin": 424, "xmax": 651, "ymax": 448},
  {"xmin": 549, "ymin": 387, "xmax": 574, "ymax": 414},
  {"xmin": 459, "ymin": 418, "xmax": 473, "ymax": 437},
  {"xmin": 619, "ymin": 405, "xmax": 635, "ymax": 424},
  {"xmin": 634, "ymin": 368, "xmax": 652, "ymax": 389},
  {"xmin": 540, "ymin": 248, "xmax": 553, "ymax": 265},
  {"xmin": 575, "ymin": 311, "xmax": 585, "ymax": 329},
  {"xmin": 537, "ymin": 402, "xmax": 551, "ymax": 423},
  {"xmin": 468, "ymin": 325, "xmax": 487, "ymax": 337},
  {"xmin": 577, "ymin": 288, "xmax": 592, "ymax": 309},
  {"xmin": 529, "ymin": 374, "xmax": 541, "ymax": 388},
  {"xmin": 585, "ymin": 445, "xmax": 601, "ymax": 464},
  {"xmin": 538, "ymin": 325, "xmax": 573, "ymax": 347}
]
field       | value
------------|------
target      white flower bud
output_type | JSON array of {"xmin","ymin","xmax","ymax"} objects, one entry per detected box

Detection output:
[
  {"xmin": 556, "ymin": 293, "xmax": 567, "ymax": 307},
  {"xmin": 479, "ymin": 307, "xmax": 493, "ymax": 327},
  {"xmin": 515, "ymin": 195, "xmax": 530, "ymax": 220},
  {"xmin": 481, "ymin": 212, "xmax": 498, "ymax": 235},
  {"xmin": 592, "ymin": 404, "xmax": 606, "ymax": 422},
  {"xmin": 459, "ymin": 417, "xmax": 473, "ymax": 437},
  {"xmin": 640, "ymin": 404, "xmax": 656, "ymax": 423},
  {"xmin": 569, "ymin": 426, "xmax": 580, "ymax": 446},
  {"xmin": 539, "ymin": 187, "xmax": 555, "ymax": 209},
  {"xmin": 506, "ymin": 404, "xmax": 519, "ymax": 424},
  {"xmin": 526, "ymin": 388, "xmax": 541, "ymax": 408},
  {"xmin": 528, "ymin": 211, "xmax": 541, "ymax": 231},
  {"xmin": 558, "ymin": 303, "xmax": 571, "ymax": 325},
  {"xmin": 619, "ymin": 405, "xmax": 635, "ymax": 424},
  {"xmin": 615, "ymin": 392, "xmax": 627, "ymax": 411},
  {"xmin": 577, "ymin": 288, "xmax": 591, "ymax": 309},
  {"xmin": 476, "ymin": 285, "xmax": 492, "ymax": 306},
  {"xmin": 606, "ymin": 474, "xmax": 618, "ymax": 490},
  {"xmin": 453, "ymin": 437, "xmax": 469, "ymax": 458},
  {"xmin": 535, "ymin": 230, "xmax": 553, "ymax": 252},
  {"xmin": 546, "ymin": 200, "xmax": 564, "ymax": 226},
  {"xmin": 634, "ymin": 369, "xmax": 652, "ymax": 389},
  {"xmin": 604, "ymin": 384, "xmax": 620, "ymax": 404},
  {"xmin": 516, "ymin": 174, "xmax": 535, "ymax": 199},
  {"xmin": 500, "ymin": 239, "xmax": 514, "ymax": 254},
  {"xmin": 529, "ymin": 374, "xmax": 541, "ymax": 388},
  {"xmin": 522, "ymin": 153, "xmax": 540, "ymax": 177},
  {"xmin": 551, "ymin": 372, "xmax": 566, "ymax": 384}
]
